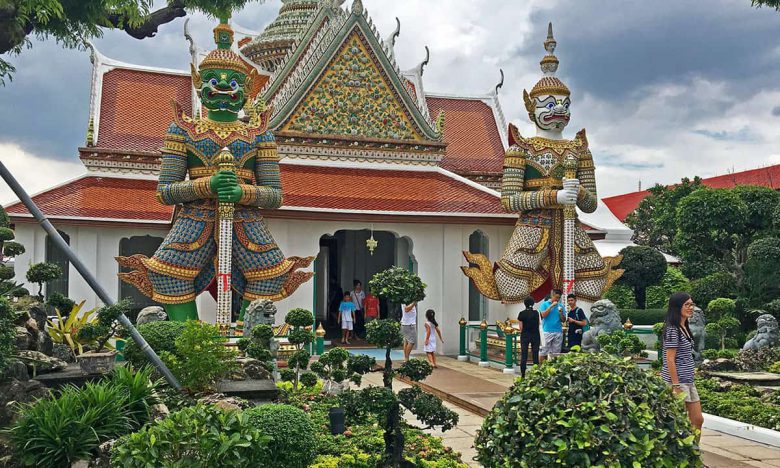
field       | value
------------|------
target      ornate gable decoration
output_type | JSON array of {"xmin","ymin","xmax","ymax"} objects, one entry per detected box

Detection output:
[{"xmin": 281, "ymin": 31, "xmax": 425, "ymax": 141}]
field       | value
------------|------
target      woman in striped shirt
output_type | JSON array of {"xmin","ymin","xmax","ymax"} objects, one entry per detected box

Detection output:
[{"xmin": 662, "ymin": 292, "xmax": 703, "ymax": 438}]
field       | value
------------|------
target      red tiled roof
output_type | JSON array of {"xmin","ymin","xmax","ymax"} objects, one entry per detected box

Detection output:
[
  {"xmin": 426, "ymin": 97, "xmax": 504, "ymax": 175},
  {"xmin": 281, "ymin": 165, "xmax": 504, "ymax": 214},
  {"xmin": 602, "ymin": 164, "xmax": 780, "ymax": 221},
  {"xmin": 6, "ymin": 167, "xmax": 505, "ymax": 222},
  {"xmin": 97, "ymin": 69, "xmax": 192, "ymax": 153},
  {"xmin": 6, "ymin": 177, "xmax": 173, "ymax": 222}
]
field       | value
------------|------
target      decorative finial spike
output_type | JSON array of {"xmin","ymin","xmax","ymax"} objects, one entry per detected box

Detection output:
[
  {"xmin": 351, "ymin": 0, "xmax": 363, "ymax": 15},
  {"xmin": 540, "ymin": 21, "xmax": 559, "ymax": 76},
  {"xmin": 495, "ymin": 68, "xmax": 505, "ymax": 95}
]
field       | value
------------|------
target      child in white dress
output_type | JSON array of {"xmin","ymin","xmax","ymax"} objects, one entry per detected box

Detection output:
[{"xmin": 424, "ymin": 309, "xmax": 444, "ymax": 368}]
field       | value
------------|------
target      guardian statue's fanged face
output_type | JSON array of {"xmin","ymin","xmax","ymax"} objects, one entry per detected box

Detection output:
[
  {"xmin": 199, "ymin": 67, "xmax": 247, "ymax": 116},
  {"xmin": 533, "ymin": 94, "xmax": 570, "ymax": 132}
]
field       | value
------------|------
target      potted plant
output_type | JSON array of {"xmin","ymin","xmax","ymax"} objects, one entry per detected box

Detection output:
[{"xmin": 74, "ymin": 300, "xmax": 128, "ymax": 374}]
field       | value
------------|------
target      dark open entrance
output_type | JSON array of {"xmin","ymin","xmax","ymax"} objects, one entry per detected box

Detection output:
[{"xmin": 315, "ymin": 230, "xmax": 414, "ymax": 339}]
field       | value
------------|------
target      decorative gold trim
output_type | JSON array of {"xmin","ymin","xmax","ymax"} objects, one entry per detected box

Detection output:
[
  {"xmin": 152, "ymin": 291, "xmax": 197, "ymax": 304},
  {"xmin": 193, "ymin": 177, "xmax": 213, "ymax": 199},
  {"xmin": 243, "ymin": 259, "xmax": 294, "ymax": 281},
  {"xmin": 143, "ymin": 258, "xmax": 201, "ymax": 280}
]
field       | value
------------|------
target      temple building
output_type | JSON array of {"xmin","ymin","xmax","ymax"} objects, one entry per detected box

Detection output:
[{"xmin": 5, "ymin": 0, "xmax": 633, "ymax": 353}]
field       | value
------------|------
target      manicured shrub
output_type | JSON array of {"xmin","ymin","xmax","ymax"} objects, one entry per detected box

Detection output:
[
  {"xmin": 596, "ymin": 329, "xmax": 646, "ymax": 356},
  {"xmin": 619, "ymin": 308, "xmax": 666, "ymax": 326},
  {"xmin": 0, "ymin": 297, "xmax": 16, "ymax": 375},
  {"xmin": 474, "ymin": 352, "xmax": 701, "ymax": 467},
  {"xmin": 707, "ymin": 298, "xmax": 737, "ymax": 320},
  {"xmin": 368, "ymin": 266, "xmax": 426, "ymax": 307},
  {"xmin": 122, "ymin": 320, "xmax": 186, "ymax": 367},
  {"xmin": 161, "ymin": 320, "xmax": 236, "ymax": 393},
  {"xmin": 697, "ymin": 377, "xmax": 780, "ymax": 430},
  {"xmin": 111, "ymin": 404, "xmax": 271, "ymax": 467},
  {"xmin": 244, "ymin": 404, "xmax": 316, "ymax": 468},
  {"xmin": 46, "ymin": 292, "xmax": 76, "ymax": 317}
]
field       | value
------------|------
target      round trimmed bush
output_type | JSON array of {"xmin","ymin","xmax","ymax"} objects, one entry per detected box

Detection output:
[
  {"xmin": 122, "ymin": 320, "xmax": 186, "ymax": 367},
  {"xmin": 474, "ymin": 353, "xmax": 700, "ymax": 467},
  {"xmin": 245, "ymin": 404, "xmax": 316, "ymax": 468}
]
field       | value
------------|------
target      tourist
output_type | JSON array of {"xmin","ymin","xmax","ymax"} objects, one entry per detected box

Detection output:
[
  {"xmin": 364, "ymin": 292, "xmax": 379, "ymax": 325},
  {"xmin": 423, "ymin": 309, "xmax": 444, "ymax": 368},
  {"xmin": 517, "ymin": 296, "xmax": 541, "ymax": 378},
  {"xmin": 539, "ymin": 289, "xmax": 565, "ymax": 361},
  {"xmin": 566, "ymin": 293, "xmax": 588, "ymax": 349},
  {"xmin": 662, "ymin": 292, "xmax": 703, "ymax": 439},
  {"xmin": 401, "ymin": 301, "xmax": 418, "ymax": 361},
  {"xmin": 338, "ymin": 292, "xmax": 355, "ymax": 345},
  {"xmin": 350, "ymin": 280, "xmax": 366, "ymax": 338}
]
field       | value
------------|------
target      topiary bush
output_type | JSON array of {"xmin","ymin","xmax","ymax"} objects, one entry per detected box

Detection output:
[
  {"xmin": 596, "ymin": 329, "xmax": 646, "ymax": 357},
  {"xmin": 111, "ymin": 404, "xmax": 271, "ymax": 467},
  {"xmin": 244, "ymin": 404, "xmax": 316, "ymax": 468},
  {"xmin": 161, "ymin": 320, "xmax": 237, "ymax": 393},
  {"xmin": 368, "ymin": 266, "xmax": 426, "ymax": 309},
  {"xmin": 707, "ymin": 298, "xmax": 737, "ymax": 321},
  {"xmin": 0, "ymin": 297, "xmax": 16, "ymax": 375},
  {"xmin": 474, "ymin": 352, "xmax": 701, "ymax": 467},
  {"xmin": 122, "ymin": 320, "xmax": 186, "ymax": 368}
]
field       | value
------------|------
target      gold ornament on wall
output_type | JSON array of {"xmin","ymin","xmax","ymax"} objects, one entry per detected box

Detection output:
[{"xmin": 366, "ymin": 224, "xmax": 378, "ymax": 255}]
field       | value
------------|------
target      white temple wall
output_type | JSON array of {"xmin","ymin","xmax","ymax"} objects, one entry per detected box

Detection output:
[{"xmin": 11, "ymin": 218, "xmax": 514, "ymax": 355}]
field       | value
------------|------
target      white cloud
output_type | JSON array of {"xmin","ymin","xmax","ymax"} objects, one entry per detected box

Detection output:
[{"xmin": 0, "ymin": 144, "xmax": 84, "ymax": 205}]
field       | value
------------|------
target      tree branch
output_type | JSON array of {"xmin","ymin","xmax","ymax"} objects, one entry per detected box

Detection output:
[{"xmin": 106, "ymin": 1, "xmax": 187, "ymax": 40}]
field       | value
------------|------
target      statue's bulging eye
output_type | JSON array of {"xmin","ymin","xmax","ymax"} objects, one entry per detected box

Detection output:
[
  {"xmin": 209, "ymin": 78, "xmax": 218, "ymax": 87},
  {"xmin": 546, "ymin": 102, "xmax": 554, "ymax": 109},
  {"xmin": 230, "ymin": 80, "xmax": 238, "ymax": 90}
]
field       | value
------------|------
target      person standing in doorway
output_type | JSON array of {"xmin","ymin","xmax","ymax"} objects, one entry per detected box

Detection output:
[
  {"xmin": 539, "ymin": 289, "xmax": 565, "ymax": 361},
  {"xmin": 662, "ymin": 292, "xmax": 703, "ymax": 441},
  {"xmin": 364, "ymin": 292, "xmax": 379, "ymax": 325},
  {"xmin": 351, "ymin": 280, "xmax": 366, "ymax": 338},
  {"xmin": 401, "ymin": 301, "xmax": 418, "ymax": 361},
  {"xmin": 566, "ymin": 293, "xmax": 588, "ymax": 349},
  {"xmin": 517, "ymin": 297, "xmax": 540, "ymax": 378},
  {"xmin": 338, "ymin": 292, "xmax": 355, "ymax": 345},
  {"xmin": 423, "ymin": 309, "xmax": 443, "ymax": 368}
]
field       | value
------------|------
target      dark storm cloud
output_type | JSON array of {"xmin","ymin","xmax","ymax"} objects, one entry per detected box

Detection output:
[{"xmin": 772, "ymin": 105, "xmax": 780, "ymax": 116}]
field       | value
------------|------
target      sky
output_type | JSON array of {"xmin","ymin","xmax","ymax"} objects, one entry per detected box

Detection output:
[{"xmin": 0, "ymin": 0, "xmax": 779, "ymax": 203}]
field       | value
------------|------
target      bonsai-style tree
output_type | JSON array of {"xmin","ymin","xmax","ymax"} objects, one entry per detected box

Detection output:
[
  {"xmin": 0, "ymin": 206, "xmax": 28, "ymax": 299},
  {"xmin": 25, "ymin": 263, "xmax": 62, "ymax": 300},
  {"xmin": 238, "ymin": 323, "xmax": 274, "ymax": 372},
  {"xmin": 75, "ymin": 300, "xmax": 129, "ymax": 353},
  {"xmin": 368, "ymin": 266, "xmax": 426, "ymax": 319},
  {"xmin": 706, "ymin": 316, "xmax": 741, "ymax": 351},
  {"xmin": 282, "ymin": 308, "xmax": 314, "ymax": 391},
  {"xmin": 617, "ymin": 246, "xmax": 667, "ymax": 309},
  {"xmin": 46, "ymin": 292, "xmax": 77, "ymax": 318},
  {"xmin": 309, "ymin": 346, "xmax": 374, "ymax": 391}
]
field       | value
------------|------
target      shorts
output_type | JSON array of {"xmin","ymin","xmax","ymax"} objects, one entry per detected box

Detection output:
[
  {"xmin": 540, "ymin": 332, "xmax": 562, "ymax": 357},
  {"xmin": 676, "ymin": 383, "xmax": 700, "ymax": 403},
  {"xmin": 341, "ymin": 321, "xmax": 353, "ymax": 331},
  {"xmin": 402, "ymin": 324, "xmax": 417, "ymax": 345}
]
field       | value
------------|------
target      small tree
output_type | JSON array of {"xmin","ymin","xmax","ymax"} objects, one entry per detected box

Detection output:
[
  {"xmin": 75, "ymin": 300, "xmax": 129, "ymax": 353},
  {"xmin": 283, "ymin": 308, "xmax": 314, "ymax": 391},
  {"xmin": 238, "ymin": 324, "xmax": 274, "ymax": 372},
  {"xmin": 309, "ymin": 347, "xmax": 374, "ymax": 390},
  {"xmin": 617, "ymin": 246, "xmax": 667, "ymax": 309},
  {"xmin": 368, "ymin": 266, "xmax": 426, "ymax": 319},
  {"xmin": 705, "ymin": 316, "xmax": 741, "ymax": 351},
  {"xmin": 706, "ymin": 298, "xmax": 737, "ymax": 321},
  {"xmin": 25, "ymin": 263, "xmax": 62, "ymax": 300}
]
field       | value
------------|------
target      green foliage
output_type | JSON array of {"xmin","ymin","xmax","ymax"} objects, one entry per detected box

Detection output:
[
  {"xmin": 764, "ymin": 299, "xmax": 780, "ymax": 319},
  {"xmin": 626, "ymin": 177, "xmax": 703, "ymax": 254},
  {"xmin": 0, "ymin": 227, "xmax": 13, "ymax": 242},
  {"xmin": 707, "ymin": 298, "xmax": 737, "ymax": 320},
  {"xmin": 474, "ymin": 352, "xmax": 701, "ymax": 467},
  {"xmin": 674, "ymin": 188, "xmax": 748, "ymax": 278},
  {"xmin": 617, "ymin": 246, "xmax": 667, "ymax": 309},
  {"xmin": 0, "ymin": 207, "xmax": 9, "ymax": 227},
  {"xmin": 244, "ymin": 404, "xmax": 316, "ymax": 468},
  {"xmin": 75, "ymin": 299, "xmax": 129, "ymax": 352},
  {"xmin": 288, "ymin": 327, "xmax": 314, "ymax": 346},
  {"xmin": 702, "ymin": 349, "xmax": 739, "ymax": 360},
  {"xmin": 25, "ymin": 262, "xmax": 62, "ymax": 298},
  {"xmin": 368, "ymin": 266, "xmax": 426, "ymax": 306},
  {"xmin": 705, "ymin": 316, "xmax": 741, "ymax": 351},
  {"xmin": 9, "ymin": 366, "xmax": 159, "ymax": 467},
  {"xmin": 286, "ymin": 308, "xmax": 314, "ymax": 328},
  {"xmin": 0, "ymin": 297, "xmax": 17, "ymax": 374},
  {"xmin": 733, "ymin": 185, "xmax": 780, "ymax": 234},
  {"xmin": 769, "ymin": 361, "xmax": 780, "ymax": 374},
  {"xmin": 365, "ymin": 319, "xmax": 403, "ymax": 349},
  {"xmin": 300, "ymin": 371, "xmax": 319, "ymax": 387},
  {"xmin": 397, "ymin": 358, "xmax": 433, "ymax": 382},
  {"xmin": 311, "ymin": 347, "xmax": 374, "ymax": 386},
  {"xmin": 46, "ymin": 291, "xmax": 76, "ymax": 317},
  {"xmin": 339, "ymin": 386, "xmax": 398, "ymax": 426},
  {"xmin": 289, "ymin": 349, "xmax": 311, "ymax": 370},
  {"xmin": 690, "ymin": 272, "xmax": 738, "ymax": 309},
  {"xmin": 111, "ymin": 404, "xmax": 271, "ymax": 467},
  {"xmin": 161, "ymin": 320, "xmax": 237, "ymax": 392},
  {"xmin": 2, "ymin": 240, "xmax": 24, "ymax": 258},
  {"xmin": 736, "ymin": 347, "xmax": 780, "ymax": 372},
  {"xmin": 618, "ymin": 308, "xmax": 666, "ymax": 326},
  {"xmin": 122, "ymin": 320, "xmax": 187, "ymax": 368},
  {"xmin": 279, "ymin": 368, "xmax": 296, "ymax": 382},
  {"xmin": 397, "ymin": 386, "xmax": 458, "ymax": 431},
  {"xmin": 743, "ymin": 237, "xmax": 780, "ymax": 307},
  {"xmin": 697, "ymin": 377, "xmax": 780, "ymax": 431},
  {"xmin": 646, "ymin": 267, "xmax": 690, "ymax": 309},
  {"xmin": 603, "ymin": 283, "xmax": 636, "ymax": 309},
  {"xmin": 0, "ymin": 264, "xmax": 13, "ymax": 281},
  {"xmin": 596, "ymin": 329, "xmax": 646, "ymax": 356}
]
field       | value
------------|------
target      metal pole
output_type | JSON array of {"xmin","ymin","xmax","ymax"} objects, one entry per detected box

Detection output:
[
  {"xmin": 457, "ymin": 318, "xmax": 467, "ymax": 361},
  {"xmin": 479, "ymin": 320, "xmax": 489, "ymax": 367},
  {"xmin": 0, "ymin": 162, "xmax": 181, "ymax": 391}
]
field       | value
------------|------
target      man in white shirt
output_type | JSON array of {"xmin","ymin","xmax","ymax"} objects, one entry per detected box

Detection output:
[
  {"xmin": 350, "ymin": 280, "xmax": 366, "ymax": 338},
  {"xmin": 401, "ymin": 301, "xmax": 417, "ymax": 361}
]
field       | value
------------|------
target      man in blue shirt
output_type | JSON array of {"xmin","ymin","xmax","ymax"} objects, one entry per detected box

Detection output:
[{"xmin": 539, "ymin": 289, "xmax": 566, "ymax": 361}]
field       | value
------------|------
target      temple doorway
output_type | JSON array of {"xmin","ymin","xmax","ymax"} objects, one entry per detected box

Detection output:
[{"xmin": 314, "ymin": 230, "xmax": 415, "ymax": 339}]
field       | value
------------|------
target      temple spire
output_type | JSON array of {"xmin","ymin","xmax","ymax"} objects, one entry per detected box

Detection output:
[{"xmin": 540, "ymin": 22, "xmax": 559, "ymax": 77}]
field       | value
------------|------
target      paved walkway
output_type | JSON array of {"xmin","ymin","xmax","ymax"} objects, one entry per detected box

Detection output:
[{"xmin": 380, "ymin": 354, "xmax": 780, "ymax": 467}]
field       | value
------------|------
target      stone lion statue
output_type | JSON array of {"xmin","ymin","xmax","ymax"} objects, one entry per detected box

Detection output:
[
  {"xmin": 581, "ymin": 299, "xmax": 622, "ymax": 352},
  {"xmin": 689, "ymin": 306, "xmax": 706, "ymax": 362},
  {"xmin": 743, "ymin": 313, "xmax": 779, "ymax": 350},
  {"xmin": 243, "ymin": 299, "xmax": 278, "ymax": 336}
]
